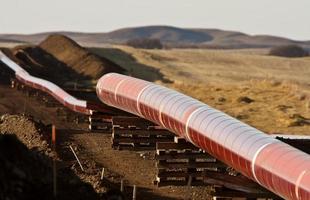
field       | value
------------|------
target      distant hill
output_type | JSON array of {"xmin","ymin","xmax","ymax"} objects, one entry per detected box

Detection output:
[
  {"xmin": 0, "ymin": 38, "xmax": 24, "ymax": 43},
  {"xmin": 1, "ymin": 26, "xmax": 310, "ymax": 49}
]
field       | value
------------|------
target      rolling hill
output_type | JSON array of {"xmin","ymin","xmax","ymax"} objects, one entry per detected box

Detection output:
[{"xmin": 1, "ymin": 26, "xmax": 310, "ymax": 49}]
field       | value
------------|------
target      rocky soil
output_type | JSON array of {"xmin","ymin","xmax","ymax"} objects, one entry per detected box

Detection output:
[{"xmin": 0, "ymin": 114, "xmax": 109, "ymax": 200}]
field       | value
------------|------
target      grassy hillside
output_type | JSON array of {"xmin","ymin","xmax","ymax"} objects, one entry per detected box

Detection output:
[
  {"xmin": 1, "ymin": 26, "xmax": 310, "ymax": 49},
  {"xmin": 91, "ymin": 46, "xmax": 310, "ymax": 86}
]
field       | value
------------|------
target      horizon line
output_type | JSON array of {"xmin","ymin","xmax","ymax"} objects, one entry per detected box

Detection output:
[{"xmin": 0, "ymin": 25, "xmax": 309, "ymax": 42}]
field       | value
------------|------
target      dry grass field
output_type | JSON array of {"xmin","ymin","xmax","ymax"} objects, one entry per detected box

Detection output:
[
  {"xmin": 91, "ymin": 46, "xmax": 310, "ymax": 135},
  {"xmin": 112, "ymin": 46, "xmax": 310, "ymax": 85},
  {"xmin": 171, "ymin": 81, "xmax": 310, "ymax": 135}
]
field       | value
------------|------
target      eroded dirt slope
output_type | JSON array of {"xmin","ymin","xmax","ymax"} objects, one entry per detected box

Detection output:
[
  {"xmin": 0, "ymin": 114, "xmax": 99, "ymax": 200},
  {"xmin": 39, "ymin": 34, "xmax": 125, "ymax": 80}
]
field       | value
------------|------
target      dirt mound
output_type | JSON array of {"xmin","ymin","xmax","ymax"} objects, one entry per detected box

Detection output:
[
  {"xmin": 0, "ymin": 114, "xmax": 100, "ymax": 199},
  {"xmin": 0, "ymin": 114, "xmax": 50, "ymax": 151},
  {"xmin": 12, "ymin": 45, "xmax": 83, "ymax": 85},
  {"xmin": 39, "ymin": 34, "xmax": 125, "ymax": 80}
]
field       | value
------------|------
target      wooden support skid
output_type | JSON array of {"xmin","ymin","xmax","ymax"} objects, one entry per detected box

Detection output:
[
  {"xmin": 88, "ymin": 112, "xmax": 112, "ymax": 133},
  {"xmin": 111, "ymin": 116, "xmax": 174, "ymax": 150},
  {"xmin": 155, "ymin": 139, "xmax": 225, "ymax": 187},
  {"xmin": 211, "ymin": 187, "xmax": 281, "ymax": 200},
  {"xmin": 155, "ymin": 138, "xmax": 280, "ymax": 199}
]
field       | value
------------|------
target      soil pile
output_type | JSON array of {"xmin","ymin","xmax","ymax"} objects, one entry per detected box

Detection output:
[
  {"xmin": 0, "ymin": 114, "xmax": 99, "ymax": 199},
  {"xmin": 39, "ymin": 34, "xmax": 125, "ymax": 80},
  {"xmin": 0, "ymin": 115, "xmax": 54, "ymax": 200},
  {"xmin": 12, "ymin": 45, "xmax": 82, "ymax": 85},
  {"xmin": 0, "ymin": 114, "xmax": 50, "ymax": 151}
]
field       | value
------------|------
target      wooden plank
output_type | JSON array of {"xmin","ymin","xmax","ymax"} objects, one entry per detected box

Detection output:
[
  {"xmin": 87, "ymin": 102, "xmax": 129, "ymax": 115},
  {"xmin": 156, "ymin": 142, "xmax": 200, "ymax": 151},
  {"xmin": 156, "ymin": 161, "xmax": 226, "ymax": 169},
  {"xmin": 113, "ymin": 128, "xmax": 173, "ymax": 136},
  {"xmin": 157, "ymin": 170, "xmax": 213, "ymax": 178},
  {"xmin": 112, "ymin": 137, "xmax": 174, "ymax": 143},
  {"xmin": 90, "ymin": 126, "xmax": 111, "ymax": 130},
  {"xmin": 112, "ymin": 143, "xmax": 156, "ymax": 151},
  {"xmin": 156, "ymin": 151, "xmax": 214, "ymax": 160},
  {"xmin": 174, "ymin": 137, "xmax": 187, "ymax": 143},
  {"xmin": 89, "ymin": 124, "xmax": 112, "ymax": 132},
  {"xmin": 155, "ymin": 153, "xmax": 216, "ymax": 161},
  {"xmin": 89, "ymin": 115, "xmax": 112, "ymax": 124},
  {"xmin": 155, "ymin": 180, "xmax": 207, "ymax": 187},
  {"xmin": 89, "ymin": 117, "xmax": 111, "ymax": 123},
  {"xmin": 90, "ymin": 121, "xmax": 112, "ymax": 127},
  {"xmin": 212, "ymin": 188, "xmax": 280, "ymax": 199},
  {"xmin": 90, "ymin": 113, "xmax": 113, "ymax": 120},
  {"xmin": 112, "ymin": 116, "xmax": 156, "ymax": 128},
  {"xmin": 203, "ymin": 171, "xmax": 272, "ymax": 194}
]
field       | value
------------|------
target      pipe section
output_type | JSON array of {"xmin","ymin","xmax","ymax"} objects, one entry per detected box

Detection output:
[
  {"xmin": 96, "ymin": 73, "xmax": 310, "ymax": 200},
  {"xmin": 0, "ymin": 51, "xmax": 91, "ymax": 115}
]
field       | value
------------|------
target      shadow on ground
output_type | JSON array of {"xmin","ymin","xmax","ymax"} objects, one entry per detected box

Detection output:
[
  {"xmin": 89, "ymin": 47, "xmax": 172, "ymax": 83},
  {"xmin": 57, "ymin": 129, "xmax": 180, "ymax": 200},
  {"xmin": 0, "ymin": 134, "xmax": 99, "ymax": 200}
]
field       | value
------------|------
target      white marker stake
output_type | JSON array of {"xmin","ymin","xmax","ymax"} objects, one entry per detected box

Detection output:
[
  {"xmin": 101, "ymin": 168, "xmax": 105, "ymax": 180},
  {"xmin": 69, "ymin": 145, "xmax": 84, "ymax": 172},
  {"xmin": 132, "ymin": 185, "xmax": 137, "ymax": 200},
  {"xmin": 120, "ymin": 179, "xmax": 124, "ymax": 192}
]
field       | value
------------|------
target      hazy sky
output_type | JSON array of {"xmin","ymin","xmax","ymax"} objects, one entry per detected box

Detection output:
[{"xmin": 1, "ymin": 0, "xmax": 309, "ymax": 40}]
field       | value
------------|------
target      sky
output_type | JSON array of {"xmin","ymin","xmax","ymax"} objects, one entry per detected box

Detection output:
[{"xmin": 1, "ymin": 0, "xmax": 309, "ymax": 40}]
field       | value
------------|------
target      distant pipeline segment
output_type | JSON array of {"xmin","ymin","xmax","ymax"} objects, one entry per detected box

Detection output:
[
  {"xmin": 0, "ymin": 51, "xmax": 91, "ymax": 115},
  {"xmin": 96, "ymin": 73, "xmax": 310, "ymax": 200}
]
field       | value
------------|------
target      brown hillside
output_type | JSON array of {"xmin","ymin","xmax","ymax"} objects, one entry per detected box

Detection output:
[
  {"xmin": 39, "ymin": 34, "xmax": 125, "ymax": 79},
  {"xmin": 2, "ymin": 26, "xmax": 310, "ymax": 49}
]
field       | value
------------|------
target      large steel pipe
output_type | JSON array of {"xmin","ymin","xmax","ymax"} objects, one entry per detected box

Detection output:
[{"xmin": 96, "ymin": 73, "xmax": 310, "ymax": 200}]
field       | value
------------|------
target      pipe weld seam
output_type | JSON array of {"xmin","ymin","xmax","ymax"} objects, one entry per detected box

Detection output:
[{"xmin": 251, "ymin": 142, "xmax": 274, "ymax": 185}]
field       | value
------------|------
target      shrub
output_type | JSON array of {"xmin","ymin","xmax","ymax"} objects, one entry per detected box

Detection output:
[
  {"xmin": 269, "ymin": 45, "xmax": 308, "ymax": 58},
  {"xmin": 126, "ymin": 38, "xmax": 163, "ymax": 49}
]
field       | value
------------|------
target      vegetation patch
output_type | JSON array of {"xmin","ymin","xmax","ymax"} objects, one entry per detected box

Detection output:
[{"xmin": 269, "ymin": 45, "xmax": 308, "ymax": 57}]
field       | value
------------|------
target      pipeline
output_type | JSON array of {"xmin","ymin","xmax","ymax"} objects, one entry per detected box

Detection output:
[
  {"xmin": 96, "ymin": 73, "xmax": 310, "ymax": 200},
  {"xmin": 0, "ymin": 51, "xmax": 91, "ymax": 115}
]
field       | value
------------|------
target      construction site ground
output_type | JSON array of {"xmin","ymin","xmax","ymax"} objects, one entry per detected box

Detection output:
[
  {"xmin": 0, "ymin": 83, "xmax": 212, "ymax": 199},
  {"xmin": 1, "ymin": 35, "xmax": 309, "ymax": 199}
]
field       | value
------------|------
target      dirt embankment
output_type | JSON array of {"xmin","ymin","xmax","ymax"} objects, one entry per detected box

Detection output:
[
  {"xmin": 8, "ymin": 34, "xmax": 125, "ymax": 88},
  {"xmin": 0, "ymin": 115, "xmax": 100, "ymax": 200},
  {"xmin": 39, "ymin": 34, "xmax": 125, "ymax": 80}
]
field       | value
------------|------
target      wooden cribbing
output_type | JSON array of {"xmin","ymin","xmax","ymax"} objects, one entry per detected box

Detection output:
[
  {"xmin": 155, "ymin": 140, "xmax": 225, "ymax": 187},
  {"xmin": 111, "ymin": 116, "xmax": 174, "ymax": 150},
  {"xmin": 88, "ymin": 111, "xmax": 113, "ymax": 133}
]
